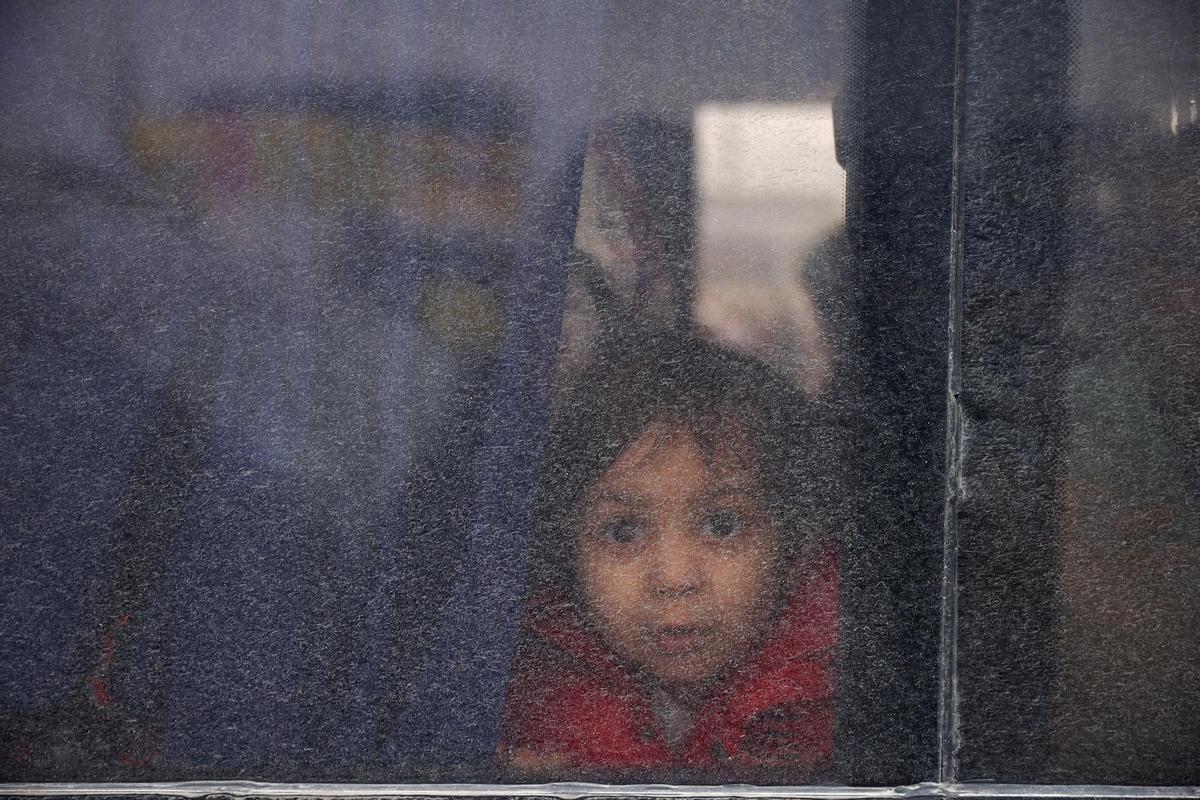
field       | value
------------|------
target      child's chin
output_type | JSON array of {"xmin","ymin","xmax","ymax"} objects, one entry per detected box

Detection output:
[{"xmin": 642, "ymin": 654, "xmax": 724, "ymax": 692}]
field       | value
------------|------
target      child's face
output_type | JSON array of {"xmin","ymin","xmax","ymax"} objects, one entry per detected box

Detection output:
[{"xmin": 576, "ymin": 420, "xmax": 786, "ymax": 694}]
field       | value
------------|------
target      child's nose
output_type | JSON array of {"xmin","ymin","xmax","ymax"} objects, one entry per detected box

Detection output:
[{"xmin": 646, "ymin": 532, "xmax": 704, "ymax": 598}]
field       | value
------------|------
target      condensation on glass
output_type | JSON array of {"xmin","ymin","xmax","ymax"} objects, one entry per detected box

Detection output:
[
  {"xmin": 954, "ymin": 0, "xmax": 1200, "ymax": 785},
  {"xmin": 0, "ymin": 0, "xmax": 1196, "ymax": 792}
]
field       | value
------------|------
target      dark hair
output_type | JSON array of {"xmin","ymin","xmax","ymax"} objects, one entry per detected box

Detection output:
[{"xmin": 530, "ymin": 330, "xmax": 842, "ymax": 590}]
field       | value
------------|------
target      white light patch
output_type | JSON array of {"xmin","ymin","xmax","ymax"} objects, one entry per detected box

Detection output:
[{"xmin": 693, "ymin": 101, "xmax": 845, "ymax": 395}]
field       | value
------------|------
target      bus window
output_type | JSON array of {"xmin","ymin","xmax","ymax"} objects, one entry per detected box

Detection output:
[
  {"xmin": 953, "ymin": 0, "xmax": 1200, "ymax": 784},
  {"xmin": 12, "ymin": 0, "xmax": 1192, "ymax": 793},
  {"xmin": 0, "ymin": 1, "xmax": 956, "ymax": 785}
]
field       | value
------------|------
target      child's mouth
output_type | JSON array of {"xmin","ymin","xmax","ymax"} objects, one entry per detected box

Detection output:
[{"xmin": 650, "ymin": 625, "xmax": 709, "ymax": 655}]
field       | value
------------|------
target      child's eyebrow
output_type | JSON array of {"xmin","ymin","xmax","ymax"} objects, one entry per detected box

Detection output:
[
  {"xmin": 698, "ymin": 485, "xmax": 759, "ymax": 502},
  {"xmin": 586, "ymin": 488, "xmax": 647, "ymax": 505}
]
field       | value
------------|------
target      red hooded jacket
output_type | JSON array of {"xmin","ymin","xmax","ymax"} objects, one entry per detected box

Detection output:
[{"xmin": 499, "ymin": 546, "xmax": 839, "ymax": 781}]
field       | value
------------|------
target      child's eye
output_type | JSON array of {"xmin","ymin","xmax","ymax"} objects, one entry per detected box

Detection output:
[
  {"xmin": 601, "ymin": 517, "xmax": 643, "ymax": 544},
  {"xmin": 703, "ymin": 510, "xmax": 746, "ymax": 539}
]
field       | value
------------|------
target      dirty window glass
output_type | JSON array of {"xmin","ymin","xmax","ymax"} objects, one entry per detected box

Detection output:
[
  {"xmin": 0, "ymin": 0, "xmax": 952, "ymax": 786},
  {"xmin": 954, "ymin": 0, "xmax": 1200, "ymax": 784},
  {"xmin": 10, "ymin": 0, "xmax": 1197, "ymax": 794}
]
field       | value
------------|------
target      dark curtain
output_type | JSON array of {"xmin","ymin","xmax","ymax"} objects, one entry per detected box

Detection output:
[{"xmin": 0, "ymin": 2, "xmax": 602, "ymax": 780}]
